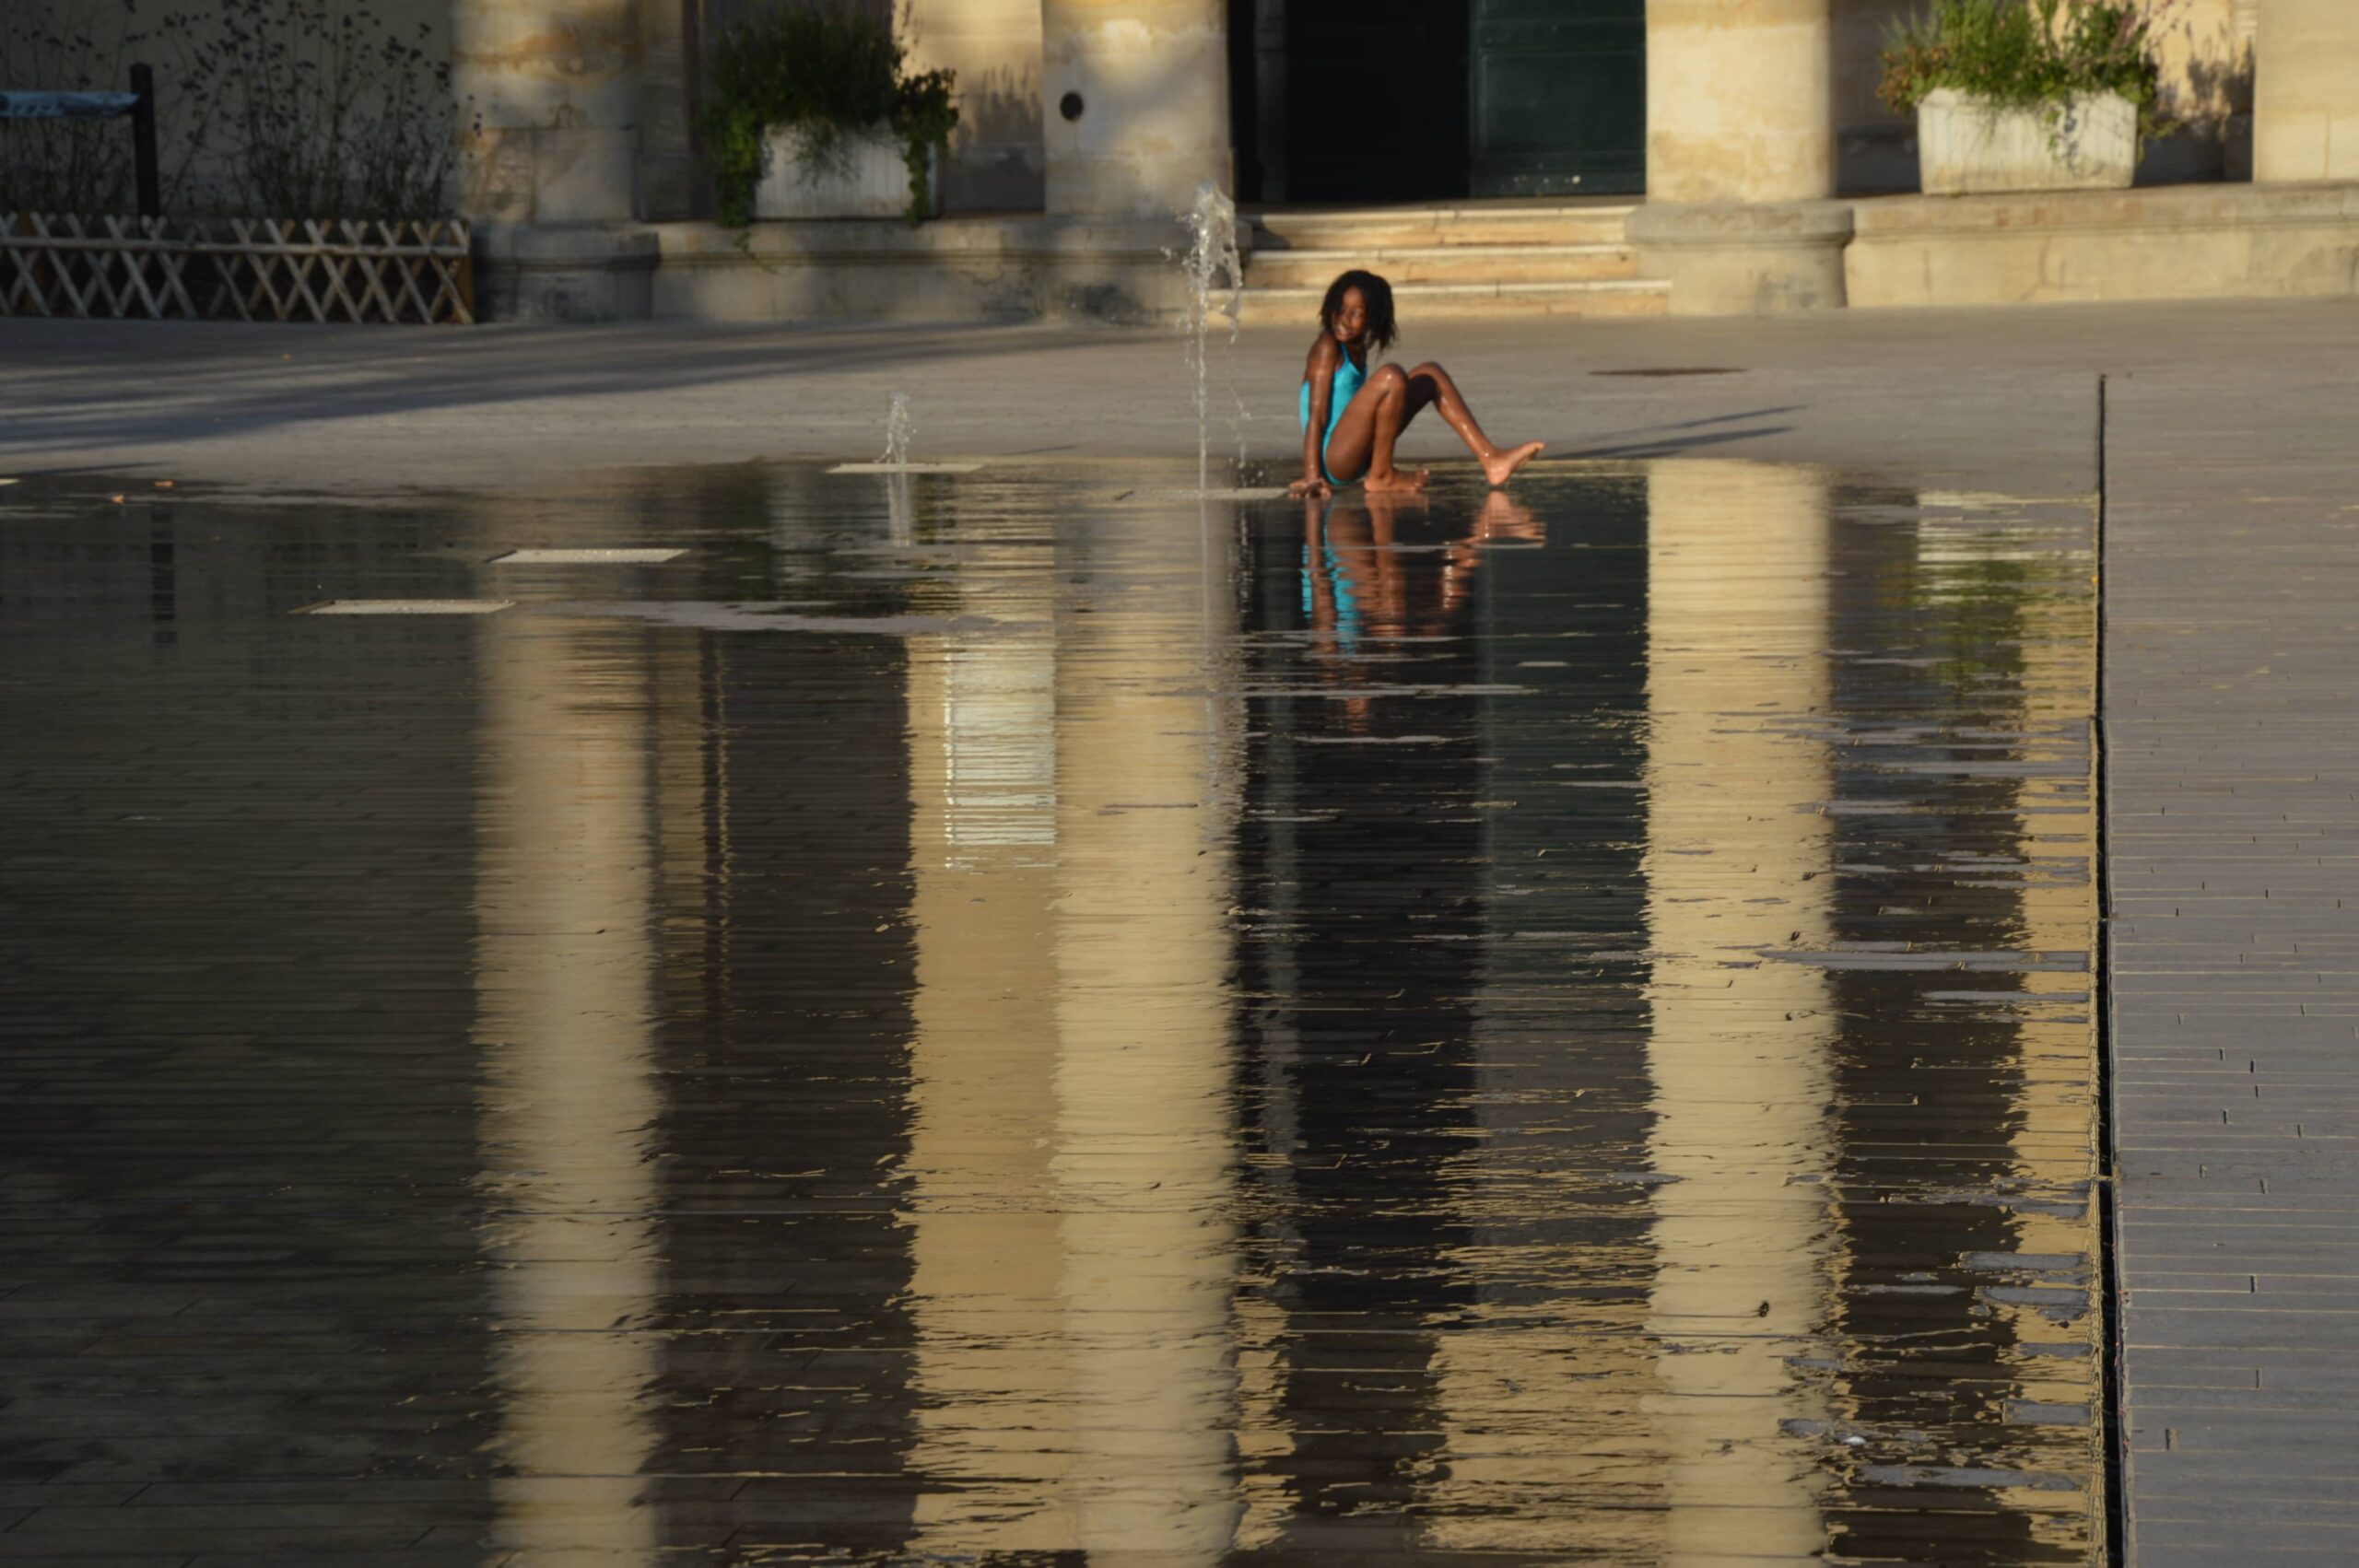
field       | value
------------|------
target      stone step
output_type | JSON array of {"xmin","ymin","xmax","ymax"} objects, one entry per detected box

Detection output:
[
  {"xmin": 1236, "ymin": 278, "xmax": 1668, "ymax": 325},
  {"xmin": 1247, "ymin": 203, "xmax": 1637, "ymax": 252},
  {"xmin": 1245, "ymin": 242, "xmax": 1638, "ymax": 288}
]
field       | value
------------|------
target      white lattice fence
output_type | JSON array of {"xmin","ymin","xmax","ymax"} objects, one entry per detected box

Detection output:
[{"xmin": 0, "ymin": 215, "xmax": 473, "ymax": 324}]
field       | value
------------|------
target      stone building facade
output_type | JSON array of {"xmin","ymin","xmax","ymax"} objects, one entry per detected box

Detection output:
[
  {"xmin": 435, "ymin": 0, "xmax": 2359, "ymax": 321},
  {"xmin": 20, "ymin": 0, "xmax": 2359, "ymax": 319}
]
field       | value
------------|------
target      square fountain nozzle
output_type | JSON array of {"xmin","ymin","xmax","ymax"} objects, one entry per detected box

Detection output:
[
  {"xmin": 298, "ymin": 599, "xmax": 514, "ymax": 615},
  {"xmin": 487, "ymin": 548, "xmax": 687, "ymax": 565},
  {"xmin": 1133, "ymin": 487, "xmax": 1291, "ymax": 501}
]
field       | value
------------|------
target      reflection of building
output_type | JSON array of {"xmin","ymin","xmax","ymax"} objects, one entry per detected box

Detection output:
[
  {"xmin": 1813, "ymin": 494, "xmax": 2104, "ymax": 1562},
  {"xmin": 898, "ymin": 490, "xmax": 1244, "ymax": 1556},
  {"xmin": 0, "ymin": 464, "xmax": 2113, "ymax": 1557},
  {"xmin": 1640, "ymin": 462, "xmax": 1836, "ymax": 1559},
  {"xmin": 474, "ymin": 614, "xmax": 665, "ymax": 1561}
]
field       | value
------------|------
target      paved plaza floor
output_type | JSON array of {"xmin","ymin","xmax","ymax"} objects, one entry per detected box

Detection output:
[{"xmin": 3, "ymin": 300, "xmax": 2356, "ymax": 1563}]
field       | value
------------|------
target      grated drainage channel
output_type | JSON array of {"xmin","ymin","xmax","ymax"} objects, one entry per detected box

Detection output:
[{"xmin": 827, "ymin": 462, "xmax": 986, "ymax": 474}]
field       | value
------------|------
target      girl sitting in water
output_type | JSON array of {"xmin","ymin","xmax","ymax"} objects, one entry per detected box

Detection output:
[{"xmin": 1290, "ymin": 268, "xmax": 1545, "ymax": 499}]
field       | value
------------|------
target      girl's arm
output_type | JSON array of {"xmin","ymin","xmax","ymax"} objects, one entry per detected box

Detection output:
[{"xmin": 1292, "ymin": 340, "xmax": 1339, "ymax": 498}]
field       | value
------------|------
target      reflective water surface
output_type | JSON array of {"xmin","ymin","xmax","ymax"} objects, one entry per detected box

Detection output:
[{"xmin": 0, "ymin": 464, "xmax": 2099, "ymax": 1564}]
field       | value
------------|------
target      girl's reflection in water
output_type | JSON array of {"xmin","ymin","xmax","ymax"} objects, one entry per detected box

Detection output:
[{"xmin": 1298, "ymin": 487, "xmax": 1544, "ymax": 731}]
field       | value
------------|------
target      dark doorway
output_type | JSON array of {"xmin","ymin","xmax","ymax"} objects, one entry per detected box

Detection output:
[
  {"xmin": 1236, "ymin": 0, "xmax": 1470, "ymax": 205},
  {"xmin": 1230, "ymin": 0, "xmax": 1644, "ymax": 204},
  {"xmin": 1471, "ymin": 0, "xmax": 1645, "ymax": 194}
]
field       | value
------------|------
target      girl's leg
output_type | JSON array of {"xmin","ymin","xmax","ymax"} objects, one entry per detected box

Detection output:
[
  {"xmin": 1401, "ymin": 362, "xmax": 1544, "ymax": 487},
  {"xmin": 1320, "ymin": 365, "xmax": 1428, "ymax": 493}
]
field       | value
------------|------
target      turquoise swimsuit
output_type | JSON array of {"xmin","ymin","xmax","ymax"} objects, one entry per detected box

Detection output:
[{"xmin": 1297, "ymin": 350, "xmax": 1367, "ymax": 484}]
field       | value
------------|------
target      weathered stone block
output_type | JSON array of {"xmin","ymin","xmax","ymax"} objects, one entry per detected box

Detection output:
[
  {"xmin": 1626, "ymin": 199, "xmax": 1853, "ymax": 315},
  {"xmin": 1846, "ymin": 181, "xmax": 2359, "ymax": 308},
  {"xmin": 474, "ymin": 222, "xmax": 658, "ymax": 322}
]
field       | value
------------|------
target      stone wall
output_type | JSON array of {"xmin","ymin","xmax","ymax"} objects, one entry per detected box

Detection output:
[
  {"xmin": 2255, "ymin": 0, "xmax": 2359, "ymax": 181},
  {"xmin": 907, "ymin": 0, "xmax": 1046, "ymax": 211},
  {"xmin": 1846, "ymin": 181, "xmax": 2359, "ymax": 308},
  {"xmin": 5, "ymin": 0, "xmax": 454, "ymax": 211},
  {"xmin": 2144, "ymin": 0, "xmax": 2249, "ymax": 183},
  {"xmin": 1832, "ymin": 0, "xmax": 1915, "ymax": 194}
]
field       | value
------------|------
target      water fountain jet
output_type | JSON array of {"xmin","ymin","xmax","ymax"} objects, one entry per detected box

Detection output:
[
  {"xmin": 1171, "ymin": 182, "xmax": 1282, "ymax": 500},
  {"xmin": 828, "ymin": 392, "xmax": 983, "ymax": 474}
]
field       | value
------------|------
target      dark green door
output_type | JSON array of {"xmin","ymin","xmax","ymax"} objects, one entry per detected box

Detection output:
[{"xmin": 1469, "ymin": 0, "xmax": 1645, "ymax": 196}]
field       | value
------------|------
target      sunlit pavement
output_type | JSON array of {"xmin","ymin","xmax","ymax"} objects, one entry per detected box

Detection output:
[{"xmin": 1, "ymin": 463, "xmax": 2107, "ymax": 1562}]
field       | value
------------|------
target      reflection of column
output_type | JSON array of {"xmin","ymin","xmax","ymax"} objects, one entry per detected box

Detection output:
[
  {"xmin": 1426, "ymin": 487, "xmax": 1661, "ymax": 1558},
  {"xmin": 1999, "ymin": 564, "xmax": 2104, "ymax": 1350},
  {"xmin": 902, "ymin": 605, "xmax": 1074, "ymax": 1549},
  {"xmin": 475, "ymin": 616, "xmax": 660, "ymax": 1561},
  {"xmin": 1051, "ymin": 508, "xmax": 1240, "ymax": 1557},
  {"xmin": 899, "ymin": 502, "xmax": 1242, "ymax": 1556},
  {"xmin": 1642, "ymin": 462, "xmax": 1834, "ymax": 1561}
]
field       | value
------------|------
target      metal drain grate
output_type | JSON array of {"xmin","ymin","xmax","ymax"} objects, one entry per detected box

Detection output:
[
  {"xmin": 298, "ymin": 599, "xmax": 514, "ymax": 615},
  {"xmin": 827, "ymin": 462, "xmax": 985, "ymax": 474},
  {"xmin": 487, "ymin": 548, "xmax": 686, "ymax": 565}
]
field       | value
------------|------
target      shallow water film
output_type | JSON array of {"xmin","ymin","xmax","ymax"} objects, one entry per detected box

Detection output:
[{"xmin": 0, "ymin": 464, "xmax": 2100, "ymax": 1564}]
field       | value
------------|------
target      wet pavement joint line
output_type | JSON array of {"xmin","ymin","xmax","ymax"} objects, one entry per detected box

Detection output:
[{"xmin": 2097, "ymin": 369, "xmax": 2131, "ymax": 1568}]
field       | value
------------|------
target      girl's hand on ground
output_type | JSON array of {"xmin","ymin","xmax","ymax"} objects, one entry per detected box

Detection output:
[{"xmin": 1288, "ymin": 476, "xmax": 1332, "ymax": 500}]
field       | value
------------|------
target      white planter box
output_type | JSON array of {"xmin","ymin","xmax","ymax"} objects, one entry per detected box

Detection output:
[
  {"xmin": 1917, "ymin": 88, "xmax": 2137, "ymax": 195},
  {"xmin": 754, "ymin": 123, "xmax": 937, "ymax": 220}
]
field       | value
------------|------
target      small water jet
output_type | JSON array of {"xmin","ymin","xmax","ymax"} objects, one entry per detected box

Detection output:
[
  {"xmin": 1174, "ymin": 182, "xmax": 1275, "ymax": 499},
  {"xmin": 880, "ymin": 391, "xmax": 913, "ymax": 466},
  {"xmin": 828, "ymin": 391, "xmax": 983, "ymax": 474}
]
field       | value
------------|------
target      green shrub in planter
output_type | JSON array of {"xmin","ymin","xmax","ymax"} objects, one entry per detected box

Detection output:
[
  {"xmin": 701, "ymin": 6, "xmax": 957, "ymax": 228},
  {"xmin": 1878, "ymin": 0, "xmax": 2170, "ymax": 140}
]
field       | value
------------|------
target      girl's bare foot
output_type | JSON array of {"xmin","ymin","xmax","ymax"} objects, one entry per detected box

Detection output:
[
  {"xmin": 1365, "ymin": 467, "xmax": 1429, "ymax": 494},
  {"xmin": 1480, "ymin": 441, "xmax": 1546, "ymax": 487}
]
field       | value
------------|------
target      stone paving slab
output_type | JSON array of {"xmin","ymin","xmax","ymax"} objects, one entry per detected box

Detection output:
[
  {"xmin": 6, "ymin": 299, "xmax": 2359, "ymax": 497},
  {"xmin": 6, "ymin": 299, "xmax": 2359, "ymax": 1558},
  {"xmin": 2108, "ymin": 366, "xmax": 2359, "ymax": 1564}
]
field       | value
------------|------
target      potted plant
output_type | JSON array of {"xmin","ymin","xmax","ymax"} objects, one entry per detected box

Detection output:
[
  {"xmin": 700, "ymin": 6, "xmax": 957, "ymax": 227},
  {"xmin": 1879, "ymin": 0, "xmax": 2169, "ymax": 195}
]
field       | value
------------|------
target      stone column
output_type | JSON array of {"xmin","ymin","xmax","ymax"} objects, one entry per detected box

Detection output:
[
  {"xmin": 451, "ymin": 0, "xmax": 658, "ymax": 320},
  {"xmin": 2253, "ymin": 0, "xmax": 2359, "ymax": 181},
  {"xmin": 1039, "ymin": 0, "xmax": 1229, "ymax": 216},
  {"xmin": 1626, "ymin": 0, "xmax": 1853, "ymax": 314}
]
